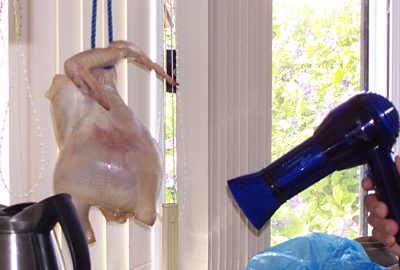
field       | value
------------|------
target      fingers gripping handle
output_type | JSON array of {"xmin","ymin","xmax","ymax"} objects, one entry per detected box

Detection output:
[{"xmin": 367, "ymin": 146, "xmax": 400, "ymax": 244}]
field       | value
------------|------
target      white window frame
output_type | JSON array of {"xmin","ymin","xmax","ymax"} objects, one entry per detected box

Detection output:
[{"xmin": 390, "ymin": 0, "xmax": 400, "ymax": 125}]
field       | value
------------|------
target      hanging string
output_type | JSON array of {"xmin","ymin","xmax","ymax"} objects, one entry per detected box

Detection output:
[
  {"xmin": 90, "ymin": 0, "xmax": 97, "ymax": 49},
  {"xmin": 91, "ymin": 0, "xmax": 114, "ymax": 69},
  {"xmin": 91, "ymin": 0, "xmax": 113, "ymax": 48},
  {"xmin": 0, "ymin": 0, "xmax": 6, "ymax": 65},
  {"xmin": 0, "ymin": 0, "xmax": 46, "ymax": 199},
  {"xmin": 106, "ymin": 0, "xmax": 113, "ymax": 44}
]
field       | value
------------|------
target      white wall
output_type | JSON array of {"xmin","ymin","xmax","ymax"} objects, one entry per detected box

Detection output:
[{"xmin": 176, "ymin": 0, "xmax": 209, "ymax": 268}]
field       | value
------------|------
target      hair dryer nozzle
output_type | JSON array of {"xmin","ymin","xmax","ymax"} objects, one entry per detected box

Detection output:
[{"xmin": 227, "ymin": 171, "xmax": 282, "ymax": 229}]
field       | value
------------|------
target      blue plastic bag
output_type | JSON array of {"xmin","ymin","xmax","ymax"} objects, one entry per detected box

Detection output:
[{"xmin": 246, "ymin": 233, "xmax": 389, "ymax": 270}]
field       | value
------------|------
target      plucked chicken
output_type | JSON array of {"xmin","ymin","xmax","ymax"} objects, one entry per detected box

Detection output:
[{"xmin": 46, "ymin": 40, "xmax": 176, "ymax": 243}]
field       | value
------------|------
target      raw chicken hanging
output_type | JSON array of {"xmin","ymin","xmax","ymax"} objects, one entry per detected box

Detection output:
[{"xmin": 46, "ymin": 40, "xmax": 176, "ymax": 243}]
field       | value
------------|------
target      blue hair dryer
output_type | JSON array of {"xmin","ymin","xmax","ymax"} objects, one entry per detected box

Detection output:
[{"xmin": 227, "ymin": 92, "xmax": 400, "ymax": 242}]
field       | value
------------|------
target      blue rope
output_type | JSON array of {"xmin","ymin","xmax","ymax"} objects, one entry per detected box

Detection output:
[
  {"xmin": 103, "ymin": 0, "xmax": 114, "ymax": 69},
  {"xmin": 91, "ymin": 0, "xmax": 98, "ymax": 49},
  {"xmin": 107, "ymin": 0, "xmax": 113, "ymax": 44},
  {"xmin": 91, "ymin": 0, "xmax": 113, "ymax": 48},
  {"xmin": 91, "ymin": 0, "xmax": 114, "ymax": 69}
]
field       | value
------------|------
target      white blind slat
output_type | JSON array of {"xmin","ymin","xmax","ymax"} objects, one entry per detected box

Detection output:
[{"xmin": 208, "ymin": 1, "xmax": 272, "ymax": 269}]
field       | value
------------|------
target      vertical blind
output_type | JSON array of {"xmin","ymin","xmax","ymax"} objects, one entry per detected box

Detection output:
[
  {"xmin": 208, "ymin": 1, "xmax": 272, "ymax": 269},
  {"xmin": 176, "ymin": 0, "xmax": 273, "ymax": 269},
  {"xmin": 4, "ymin": 0, "xmax": 163, "ymax": 269}
]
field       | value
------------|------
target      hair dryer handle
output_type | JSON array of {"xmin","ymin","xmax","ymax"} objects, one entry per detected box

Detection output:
[{"xmin": 367, "ymin": 146, "xmax": 400, "ymax": 244}]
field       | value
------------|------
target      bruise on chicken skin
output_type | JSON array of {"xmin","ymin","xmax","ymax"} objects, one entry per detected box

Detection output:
[{"xmin": 46, "ymin": 40, "xmax": 177, "ymax": 243}]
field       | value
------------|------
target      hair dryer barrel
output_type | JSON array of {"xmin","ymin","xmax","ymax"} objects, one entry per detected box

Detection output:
[
  {"xmin": 228, "ymin": 92, "xmax": 400, "ymax": 230},
  {"xmin": 228, "ymin": 137, "xmax": 336, "ymax": 229}
]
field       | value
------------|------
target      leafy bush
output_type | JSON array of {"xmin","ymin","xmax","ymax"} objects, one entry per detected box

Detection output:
[{"xmin": 271, "ymin": 0, "xmax": 361, "ymax": 245}]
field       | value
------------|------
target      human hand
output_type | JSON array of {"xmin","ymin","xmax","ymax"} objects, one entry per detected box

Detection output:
[{"xmin": 362, "ymin": 155, "xmax": 400, "ymax": 256}]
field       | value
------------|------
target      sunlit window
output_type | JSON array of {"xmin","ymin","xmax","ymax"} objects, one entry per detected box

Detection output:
[
  {"xmin": 163, "ymin": 0, "xmax": 177, "ymax": 204},
  {"xmin": 271, "ymin": 0, "xmax": 361, "ymax": 245}
]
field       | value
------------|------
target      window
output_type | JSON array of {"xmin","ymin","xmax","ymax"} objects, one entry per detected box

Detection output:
[
  {"xmin": 271, "ymin": 0, "xmax": 392, "ymax": 246},
  {"xmin": 163, "ymin": 0, "xmax": 178, "ymax": 204}
]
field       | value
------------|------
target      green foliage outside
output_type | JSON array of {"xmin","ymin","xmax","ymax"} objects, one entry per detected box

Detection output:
[
  {"xmin": 164, "ymin": 91, "xmax": 177, "ymax": 203},
  {"xmin": 163, "ymin": 0, "xmax": 177, "ymax": 203},
  {"xmin": 271, "ymin": 0, "xmax": 361, "ymax": 245}
]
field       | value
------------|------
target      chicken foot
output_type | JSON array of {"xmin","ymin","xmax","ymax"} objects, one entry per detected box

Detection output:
[{"xmin": 64, "ymin": 40, "xmax": 177, "ymax": 110}]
